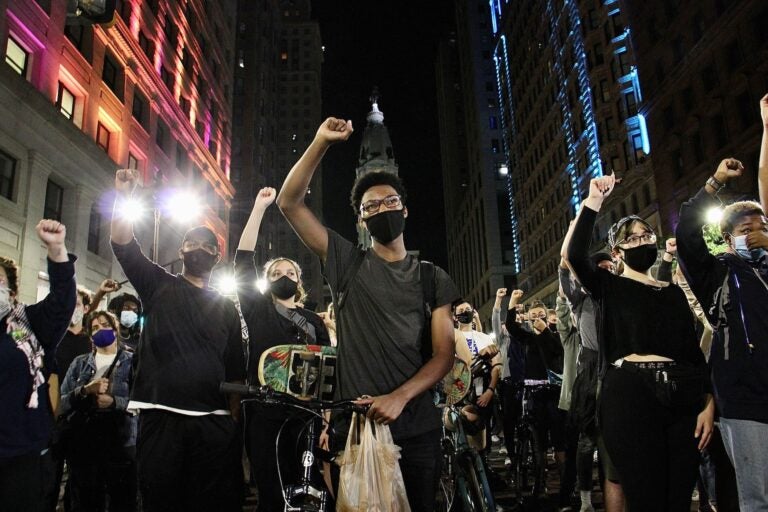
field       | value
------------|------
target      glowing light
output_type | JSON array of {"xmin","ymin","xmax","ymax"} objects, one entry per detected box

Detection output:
[
  {"xmin": 637, "ymin": 113, "xmax": 651, "ymax": 154},
  {"xmin": 706, "ymin": 207, "xmax": 723, "ymax": 225},
  {"xmin": 256, "ymin": 278, "xmax": 268, "ymax": 294},
  {"xmin": 217, "ymin": 274, "xmax": 238, "ymax": 295},
  {"xmin": 498, "ymin": 164, "xmax": 509, "ymax": 176},
  {"xmin": 118, "ymin": 197, "xmax": 146, "ymax": 222},
  {"xmin": 165, "ymin": 190, "xmax": 201, "ymax": 222}
]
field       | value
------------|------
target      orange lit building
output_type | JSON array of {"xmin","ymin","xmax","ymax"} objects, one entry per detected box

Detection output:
[{"xmin": 0, "ymin": 0, "xmax": 236, "ymax": 300}]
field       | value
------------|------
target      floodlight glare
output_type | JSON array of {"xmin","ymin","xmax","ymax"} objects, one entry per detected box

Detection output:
[
  {"xmin": 256, "ymin": 278, "xmax": 268, "ymax": 294},
  {"xmin": 118, "ymin": 197, "xmax": 146, "ymax": 222},
  {"xmin": 166, "ymin": 191, "xmax": 202, "ymax": 223},
  {"xmin": 217, "ymin": 275, "xmax": 238, "ymax": 295},
  {"xmin": 706, "ymin": 207, "xmax": 723, "ymax": 225},
  {"xmin": 499, "ymin": 164, "xmax": 509, "ymax": 177}
]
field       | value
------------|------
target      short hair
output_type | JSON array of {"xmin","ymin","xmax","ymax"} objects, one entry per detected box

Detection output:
[
  {"xmin": 590, "ymin": 252, "xmax": 612, "ymax": 266},
  {"xmin": 182, "ymin": 226, "xmax": 220, "ymax": 254},
  {"xmin": 0, "ymin": 256, "xmax": 19, "ymax": 295},
  {"xmin": 547, "ymin": 309, "xmax": 557, "ymax": 316},
  {"xmin": 720, "ymin": 200, "xmax": 765, "ymax": 235},
  {"xmin": 451, "ymin": 299, "xmax": 471, "ymax": 312},
  {"xmin": 263, "ymin": 258, "xmax": 307, "ymax": 303},
  {"xmin": 76, "ymin": 286, "xmax": 92, "ymax": 308},
  {"xmin": 608, "ymin": 215, "xmax": 654, "ymax": 249},
  {"xmin": 108, "ymin": 292, "xmax": 141, "ymax": 316},
  {"xmin": 528, "ymin": 300, "xmax": 546, "ymax": 312},
  {"xmin": 349, "ymin": 171, "xmax": 407, "ymax": 216},
  {"xmin": 86, "ymin": 310, "xmax": 120, "ymax": 338}
]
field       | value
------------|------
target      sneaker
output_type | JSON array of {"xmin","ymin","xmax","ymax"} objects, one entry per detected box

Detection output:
[{"xmin": 499, "ymin": 446, "xmax": 508, "ymax": 455}]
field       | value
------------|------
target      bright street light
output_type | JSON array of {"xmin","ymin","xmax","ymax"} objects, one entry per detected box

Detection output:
[
  {"xmin": 165, "ymin": 190, "xmax": 202, "ymax": 223},
  {"xmin": 498, "ymin": 164, "xmax": 509, "ymax": 177},
  {"xmin": 216, "ymin": 274, "xmax": 238, "ymax": 295},
  {"xmin": 117, "ymin": 197, "xmax": 146, "ymax": 222},
  {"xmin": 256, "ymin": 278, "xmax": 268, "ymax": 294},
  {"xmin": 706, "ymin": 207, "xmax": 723, "ymax": 225}
]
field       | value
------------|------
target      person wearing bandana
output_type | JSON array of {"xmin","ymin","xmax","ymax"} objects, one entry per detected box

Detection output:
[
  {"xmin": 0, "ymin": 220, "xmax": 76, "ymax": 512},
  {"xmin": 59, "ymin": 310, "xmax": 136, "ymax": 511},
  {"xmin": 677, "ymin": 157, "xmax": 768, "ymax": 512},
  {"xmin": 234, "ymin": 187, "xmax": 331, "ymax": 511},
  {"xmin": 277, "ymin": 118, "xmax": 460, "ymax": 510},
  {"xmin": 110, "ymin": 169, "xmax": 246, "ymax": 512}
]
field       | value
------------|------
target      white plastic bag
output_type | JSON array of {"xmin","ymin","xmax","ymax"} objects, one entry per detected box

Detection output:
[{"xmin": 336, "ymin": 413, "xmax": 411, "ymax": 512}]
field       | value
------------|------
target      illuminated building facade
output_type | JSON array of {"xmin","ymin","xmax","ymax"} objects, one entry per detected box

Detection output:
[
  {"xmin": 435, "ymin": 1, "xmax": 517, "ymax": 320},
  {"xmin": 490, "ymin": 0, "xmax": 658, "ymax": 301},
  {"xmin": 0, "ymin": 0, "xmax": 236, "ymax": 300},
  {"xmin": 622, "ymin": 0, "xmax": 768, "ymax": 231}
]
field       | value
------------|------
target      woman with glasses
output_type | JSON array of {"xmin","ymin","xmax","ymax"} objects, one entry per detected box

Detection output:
[
  {"xmin": 564, "ymin": 174, "xmax": 714, "ymax": 511},
  {"xmin": 234, "ymin": 187, "xmax": 331, "ymax": 512}
]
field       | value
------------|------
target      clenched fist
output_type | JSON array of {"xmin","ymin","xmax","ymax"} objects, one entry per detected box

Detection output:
[
  {"xmin": 254, "ymin": 187, "xmax": 276, "ymax": 210},
  {"xmin": 115, "ymin": 168, "xmax": 139, "ymax": 195},
  {"xmin": 315, "ymin": 117, "xmax": 353, "ymax": 146},
  {"xmin": 36, "ymin": 219, "xmax": 66, "ymax": 247}
]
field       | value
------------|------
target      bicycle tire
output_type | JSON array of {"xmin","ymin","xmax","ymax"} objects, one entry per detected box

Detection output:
[
  {"xmin": 458, "ymin": 452, "xmax": 494, "ymax": 512},
  {"xmin": 514, "ymin": 426, "xmax": 536, "ymax": 498}
]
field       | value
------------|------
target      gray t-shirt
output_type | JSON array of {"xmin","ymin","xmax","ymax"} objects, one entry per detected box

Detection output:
[
  {"xmin": 323, "ymin": 229, "xmax": 460, "ymax": 440},
  {"xmin": 559, "ymin": 267, "xmax": 599, "ymax": 351}
]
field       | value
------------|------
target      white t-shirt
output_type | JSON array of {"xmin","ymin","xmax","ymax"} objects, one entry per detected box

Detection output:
[
  {"xmin": 461, "ymin": 330, "xmax": 494, "ymax": 357},
  {"xmin": 94, "ymin": 353, "xmax": 117, "ymax": 379}
]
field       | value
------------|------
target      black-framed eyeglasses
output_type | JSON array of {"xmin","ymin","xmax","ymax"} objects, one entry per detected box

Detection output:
[
  {"xmin": 618, "ymin": 232, "xmax": 656, "ymax": 248},
  {"xmin": 360, "ymin": 194, "xmax": 402, "ymax": 216}
]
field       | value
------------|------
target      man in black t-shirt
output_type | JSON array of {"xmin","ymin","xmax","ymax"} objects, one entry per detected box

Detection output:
[
  {"xmin": 277, "ymin": 118, "xmax": 460, "ymax": 510},
  {"xmin": 110, "ymin": 169, "xmax": 246, "ymax": 512}
]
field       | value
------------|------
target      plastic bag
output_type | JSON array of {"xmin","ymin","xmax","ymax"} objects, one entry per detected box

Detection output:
[{"xmin": 336, "ymin": 413, "xmax": 411, "ymax": 512}]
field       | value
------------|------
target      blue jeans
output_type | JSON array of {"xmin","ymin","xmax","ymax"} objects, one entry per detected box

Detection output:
[{"xmin": 719, "ymin": 418, "xmax": 768, "ymax": 512}]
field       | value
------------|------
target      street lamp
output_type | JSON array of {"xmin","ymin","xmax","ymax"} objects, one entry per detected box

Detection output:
[{"xmin": 498, "ymin": 163, "xmax": 509, "ymax": 177}]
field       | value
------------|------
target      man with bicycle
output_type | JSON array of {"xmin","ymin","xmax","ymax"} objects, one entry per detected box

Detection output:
[{"xmin": 277, "ymin": 118, "xmax": 460, "ymax": 510}]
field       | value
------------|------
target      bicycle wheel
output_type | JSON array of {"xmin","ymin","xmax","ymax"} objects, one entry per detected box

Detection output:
[
  {"xmin": 436, "ymin": 437, "xmax": 457, "ymax": 511},
  {"xmin": 458, "ymin": 451, "xmax": 494, "ymax": 512},
  {"xmin": 514, "ymin": 427, "xmax": 535, "ymax": 498}
]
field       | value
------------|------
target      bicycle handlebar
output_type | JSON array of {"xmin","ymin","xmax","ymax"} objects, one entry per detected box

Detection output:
[{"xmin": 219, "ymin": 382, "xmax": 368, "ymax": 414}]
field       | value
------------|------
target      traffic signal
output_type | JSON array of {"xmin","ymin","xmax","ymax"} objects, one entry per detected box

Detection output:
[{"xmin": 65, "ymin": 0, "xmax": 117, "ymax": 26}]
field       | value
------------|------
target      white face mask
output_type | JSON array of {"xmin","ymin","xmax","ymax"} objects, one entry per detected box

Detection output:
[
  {"xmin": 731, "ymin": 234, "xmax": 767, "ymax": 262},
  {"xmin": 0, "ymin": 286, "xmax": 11, "ymax": 319},
  {"xmin": 120, "ymin": 310, "xmax": 139, "ymax": 328}
]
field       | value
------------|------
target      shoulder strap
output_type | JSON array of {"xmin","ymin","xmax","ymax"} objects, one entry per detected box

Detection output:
[
  {"xmin": 103, "ymin": 348, "xmax": 123, "ymax": 380},
  {"xmin": 419, "ymin": 261, "xmax": 436, "ymax": 363},
  {"xmin": 335, "ymin": 249, "xmax": 366, "ymax": 312}
]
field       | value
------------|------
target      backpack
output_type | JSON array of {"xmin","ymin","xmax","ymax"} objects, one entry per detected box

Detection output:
[{"xmin": 334, "ymin": 249, "xmax": 437, "ymax": 362}]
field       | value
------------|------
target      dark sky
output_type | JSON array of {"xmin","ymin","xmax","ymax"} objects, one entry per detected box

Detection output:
[{"xmin": 313, "ymin": 0, "xmax": 454, "ymax": 268}]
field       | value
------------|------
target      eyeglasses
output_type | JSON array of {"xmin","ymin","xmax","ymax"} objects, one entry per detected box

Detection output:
[
  {"xmin": 618, "ymin": 232, "xmax": 656, "ymax": 248},
  {"xmin": 360, "ymin": 195, "xmax": 402, "ymax": 216},
  {"xmin": 182, "ymin": 239, "xmax": 219, "ymax": 254}
]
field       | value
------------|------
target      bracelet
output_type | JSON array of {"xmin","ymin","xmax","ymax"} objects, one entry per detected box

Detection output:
[
  {"xmin": 664, "ymin": 251, "xmax": 675, "ymax": 258},
  {"xmin": 706, "ymin": 176, "xmax": 725, "ymax": 192},
  {"xmin": 487, "ymin": 386, "xmax": 495, "ymax": 393}
]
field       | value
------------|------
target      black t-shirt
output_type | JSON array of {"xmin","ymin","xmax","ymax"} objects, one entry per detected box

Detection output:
[
  {"xmin": 111, "ymin": 239, "xmax": 246, "ymax": 413},
  {"xmin": 323, "ymin": 229, "xmax": 460, "ymax": 440},
  {"xmin": 55, "ymin": 330, "xmax": 92, "ymax": 386},
  {"xmin": 234, "ymin": 250, "xmax": 331, "ymax": 376},
  {"xmin": 568, "ymin": 206, "xmax": 705, "ymax": 366},
  {"xmin": 504, "ymin": 319, "xmax": 564, "ymax": 380}
]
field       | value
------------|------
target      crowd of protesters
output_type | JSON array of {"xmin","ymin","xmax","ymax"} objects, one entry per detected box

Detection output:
[{"xmin": 2, "ymin": 97, "xmax": 768, "ymax": 512}]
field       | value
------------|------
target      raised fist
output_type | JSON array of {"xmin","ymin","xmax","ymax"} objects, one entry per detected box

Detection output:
[
  {"xmin": 713, "ymin": 158, "xmax": 744, "ymax": 185},
  {"xmin": 315, "ymin": 117, "xmax": 353, "ymax": 146},
  {"xmin": 99, "ymin": 279, "xmax": 121, "ymax": 294},
  {"xmin": 254, "ymin": 187, "xmax": 277, "ymax": 209},
  {"xmin": 510, "ymin": 289, "xmax": 524, "ymax": 305},
  {"xmin": 36, "ymin": 219, "xmax": 66, "ymax": 247},
  {"xmin": 496, "ymin": 288, "xmax": 507, "ymax": 298},
  {"xmin": 115, "ymin": 168, "xmax": 139, "ymax": 195},
  {"xmin": 588, "ymin": 173, "xmax": 616, "ymax": 201},
  {"xmin": 665, "ymin": 238, "xmax": 677, "ymax": 254}
]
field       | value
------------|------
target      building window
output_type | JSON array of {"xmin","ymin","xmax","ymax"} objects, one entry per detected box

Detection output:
[
  {"xmin": 175, "ymin": 143, "xmax": 188, "ymax": 173},
  {"xmin": 5, "ymin": 36, "xmax": 29, "ymax": 76},
  {"xmin": 96, "ymin": 123, "xmax": 111, "ymax": 152},
  {"xmin": 64, "ymin": 25, "xmax": 92, "ymax": 60},
  {"xmin": 102, "ymin": 52, "xmax": 121, "ymax": 98},
  {"xmin": 0, "ymin": 150, "xmax": 17, "ymax": 201},
  {"xmin": 138, "ymin": 31, "xmax": 154, "ymax": 61},
  {"xmin": 44, "ymin": 179, "xmax": 64, "ymax": 221},
  {"xmin": 132, "ymin": 89, "xmax": 149, "ymax": 130},
  {"xmin": 56, "ymin": 82, "xmax": 75, "ymax": 120},
  {"xmin": 128, "ymin": 153, "xmax": 139, "ymax": 170},
  {"xmin": 156, "ymin": 119, "xmax": 169, "ymax": 153},
  {"xmin": 160, "ymin": 66, "xmax": 174, "ymax": 91},
  {"xmin": 34, "ymin": 0, "xmax": 52, "ymax": 13},
  {"xmin": 489, "ymin": 116, "xmax": 498, "ymax": 130},
  {"xmin": 88, "ymin": 204, "xmax": 101, "ymax": 254}
]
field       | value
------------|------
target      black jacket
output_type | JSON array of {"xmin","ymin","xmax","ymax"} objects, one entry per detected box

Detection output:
[{"xmin": 676, "ymin": 187, "xmax": 768, "ymax": 422}]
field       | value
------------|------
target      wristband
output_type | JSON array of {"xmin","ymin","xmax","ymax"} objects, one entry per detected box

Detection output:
[
  {"xmin": 664, "ymin": 251, "xmax": 675, "ymax": 258},
  {"xmin": 487, "ymin": 386, "xmax": 495, "ymax": 393},
  {"xmin": 706, "ymin": 176, "xmax": 725, "ymax": 192}
]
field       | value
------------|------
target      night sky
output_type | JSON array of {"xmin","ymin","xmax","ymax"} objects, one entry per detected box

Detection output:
[{"xmin": 313, "ymin": 0, "xmax": 454, "ymax": 268}]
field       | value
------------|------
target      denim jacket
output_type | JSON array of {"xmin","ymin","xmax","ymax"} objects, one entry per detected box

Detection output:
[{"xmin": 59, "ymin": 349, "xmax": 137, "ymax": 446}]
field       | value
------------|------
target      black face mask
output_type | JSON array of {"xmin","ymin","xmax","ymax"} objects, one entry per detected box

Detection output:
[
  {"xmin": 270, "ymin": 275, "xmax": 298, "ymax": 300},
  {"xmin": 621, "ymin": 244, "xmax": 658, "ymax": 272},
  {"xmin": 548, "ymin": 323, "xmax": 558, "ymax": 333},
  {"xmin": 181, "ymin": 249, "xmax": 218, "ymax": 277},
  {"xmin": 364, "ymin": 209, "xmax": 405, "ymax": 244},
  {"xmin": 456, "ymin": 311, "xmax": 474, "ymax": 324}
]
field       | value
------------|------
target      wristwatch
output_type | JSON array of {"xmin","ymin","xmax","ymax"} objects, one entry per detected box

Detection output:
[{"xmin": 706, "ymin": 175, "xmax": 725, "ymax": 193}]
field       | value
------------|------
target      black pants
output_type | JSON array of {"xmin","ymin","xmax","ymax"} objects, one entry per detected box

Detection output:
[
  {"xmin": 500, "ymin": 379, "xmax": 522, "ymax": 460},
  {"xmin": 68, "ymin": 446, "xmax": 137, "ymax": 512},
  {"xmin": 331, "ymin": 428, "xmax": 442, "ymax": 512},
  {"xmin": 136, "ymin": 410, "xmax": 241, "ymax": 512},
  {"xmin": 600, "ymin": 367, "xmax": 700, "ymax": 511},
  {"xmin": 245, "ymin": 405, "xmax": 321, "ymax": 512},
  {"xmin": 0, "ymin": 451, "xmax": 43, "ymax": 512}
]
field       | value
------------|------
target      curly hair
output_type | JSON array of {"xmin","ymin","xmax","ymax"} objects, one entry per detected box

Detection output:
[
  {"xmin": 349, "ymin": 171, "xmax": 407, "ymax": 216},
  {"xmin": 86, "ymin": 310, "xmax": 121, "ymax": 338},
  {"xmin": 0, "ymin": 256, "xmax": 19, "ymax": 295},
  {"xmin": 263, "ymin": 258, "xmax": 307, "ymax": 303},
  {"xmin": 720, "ymin": 200, "xmax": 764, "ymax": 235}
]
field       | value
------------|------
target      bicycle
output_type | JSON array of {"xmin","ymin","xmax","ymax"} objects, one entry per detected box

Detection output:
[
  {"xmin": 510, "ymin": 379, "xmax": 561, "ymax": 501},
  {"xmin": 435, "ymin": 355, "xmax": 497, "ymax": 512},
  {"xmin": 219, "ymin": 382, "xmax": 366, "ymax": 512}
]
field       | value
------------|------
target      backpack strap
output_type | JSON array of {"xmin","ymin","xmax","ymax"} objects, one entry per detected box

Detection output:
[
  {"xmin": 419, "ymin": 260, "xmax": 436, "ymax": 363},
  {"xmin": 335, "ymin": 249, "xmax": 366, "ymax": 312}
]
